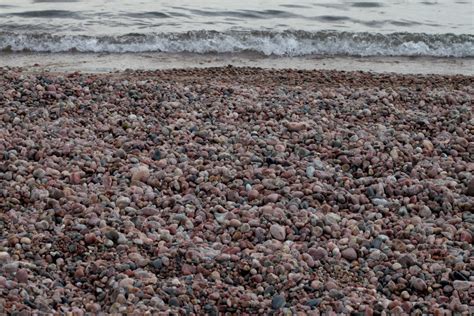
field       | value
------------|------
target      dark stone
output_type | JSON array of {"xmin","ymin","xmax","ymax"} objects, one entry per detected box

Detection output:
[
  {"xmin": 306, "ymin": 298, "xmax": 321, "ymax": 308},
  {"xmin": 105, "ymin": 230, "xmax": 119, "ymax": 242},
  {"xmin": 466, "ymin": 178, "xmax": 474, "ymax": 196},
  {"xmin": 271, "ymin": 294, "xmax": 285, "ymax": 310},
  {"xmin": 150, "ymin": 259, "xmax": 163, "ymax": 270},
  {"xmin": 329, "ymin": 289, "xmax": 344, "ymax": 299},
  {"xmin": 398, "ymin": 254, "xmax": 416, "ymax": 268},
  {"xmin": 371, "ymin": 237, "xmax": 384, "ymax": 249},
  {"xmin": 264, "ymin": 286, "xmax": 275, "ymax": 296},
  {"xmin": 204, "ymin": 304, "xmax": 218, "ymax": 316},
  {"xmin": 151, "ymin": 149, "xmax": 161, "ymax": 161},
  {"xmin": 451, "ymin": 271, "xmax": 469, "ymax": 281},
  {"xmin": 169, "ymin": 297, "xmax": 180, "ymax": 307}
]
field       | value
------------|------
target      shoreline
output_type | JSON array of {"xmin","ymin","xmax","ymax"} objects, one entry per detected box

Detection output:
[
  {"xmin": 0, "ymin": 67, "xmax": 472, "ymax": 314},
  {"xmin": 1, "ymin": 52, "xmax": 473, "ymax": 75}
]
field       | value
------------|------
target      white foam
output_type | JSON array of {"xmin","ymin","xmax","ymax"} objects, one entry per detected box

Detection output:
[{"xmin": 0, "ymin": 31, "xmax": 472, "ymax": 57}]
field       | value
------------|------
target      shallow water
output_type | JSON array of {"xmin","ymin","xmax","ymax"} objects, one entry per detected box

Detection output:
[{"xmin": 0, "ymin": 0, "xmax": 473, "ymax": 56}]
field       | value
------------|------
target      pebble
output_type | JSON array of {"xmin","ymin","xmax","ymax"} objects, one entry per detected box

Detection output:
[
  {"xmin": 271, "ymin": 294, "xmax": 286, "ymax": 309},
  {"xmin": 341, "ymin": 248, "xmax": 358, "ymax": 261},
  {"xmin": 0, "ymin": 68, "xmax": 471, "ymax": 315},
  {"xmin": 0, "ymin": 252, "xmax": 11, "ymax": 265},
  {"xmin": 116, "ymin": 196, "xmax": 131, "ymax": 209},
  {"xmin": 131, "ymin": 165, "xmax": 150, "ymax": 183},
  {"xmin": 411, "ymin": 277, "xmax": 427, "ymax": 292},
  {"xmin": 270, "ymin": 224, "xmax": 286, "ymax": 241},
  {"xmin": 466, "ymin": 178, "xmax": 474, "ymax": 196},
  {"xmin": 15, "ymin": 269, "xmax": 28, "ymax": 283}
]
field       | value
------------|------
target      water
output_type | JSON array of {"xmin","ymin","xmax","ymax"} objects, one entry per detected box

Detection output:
[{"xmin": 0, "ymin": 0, "xmax": 473, "ymax": 57}]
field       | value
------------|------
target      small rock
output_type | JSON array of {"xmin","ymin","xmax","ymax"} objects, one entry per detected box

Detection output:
[
  {"xmin": 466, "ymin": 178, "xmax": 474, "ymax": 196},
  {"xmin": 422, "ymin": 139, "xmax": 434, "ymax": 152},
  {"xmin": 116, "ymin": 196, "xmax": 131, "ymax": 209},
  {"xmin": 0, "ymin": 252, "xmax": 11, "ymax": 265},
  {"xmin": 287, "ymin": 122, "xmax": 307, "ymax": 132},
  {"xmin": 270, "ymin": 224, "xmax": 286, "ymax": 241},
  {"xmin": 16, "ymin": 269, "xmax": 28, "ymax": 283},
  {"xmin": 264, "ymin": 193, "xmax": 279, "ymax": 203},
  {"xmin": 306, "ymin": 298, "xmax": 321, "ymax": 308},
  {"xmin": 452, "ymin": 280, "xmax": 470, "ymax": 291},
  {"xmin": 84, "ymin": 233, "xmax": 97, "ymax": 244},
  {"xmin": 398, "ymin": 254, "xmax": 416, "ymax": 268},
  {"xmin": 325, "ymin": 212, "xmax": 341, "ymax": 225},
  {"xmin": 33, "ymin": 168, "xmax": 46, "ymax": 179},
  {"xmin": 410, "ymin": 277, "xmax": 427, "ymax": 292},
  {"xmin": 140, "ymin": 207, "xmax": 160, "ymax": 217},
  {"xmin": 248, "ymin": 189, "xmax": 259, "ymax": 201},
  {"xmin": 341, "ymin": 248, "xmax": 358, "ymax": 261},
  {"xmin": 131, "ymin": 165, "xmax": 150, "ymax": 183},
  {"xmin": 105, "ymin": 230, "xmax": 119, "ymax": 243},
  {"xmin": 3, "ymin": 262, "xmax": 19, "ymax": 274},
  {"xmin": 151, "ymin": 149, "xmax": 161, "ymax": 161},
  {"xmin": 271, "ymin": 294, "xmax": 285, "ymax": 309},
  {"xmin": 308, "ymin": 247, "xmax": 328, "ymax": 261},
  {"xmin": 306, "ymin": 166, "xmax": 315, "ymax": 178}
]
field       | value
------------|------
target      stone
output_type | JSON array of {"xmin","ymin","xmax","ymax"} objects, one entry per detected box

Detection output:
[
  {"xmin": 140, "ymin": 207, "xmax": 160, "ymax": 216},
  {"xmin": 271, "ymin": 294, "xmax": 285, "ymax": 309},
  {"xmin": 422, "ymin": 139, "xmax": 434, "ymax": 152},
  {"xmin": 248, "ymin": 189, "xmax": 259, "ymax": 201},
  {"xmin": 16, "ymin": 269, "xmax": 28, "ymax": 283},
  {"xmin": 287, "ymin": 122, "xmax": 307, "ymax": 132},
  {"xmin": 270, "ymin": 224, "xmax": 286, "ymax": 241},
  {"xmin": 341, "ymin": 248, "xmax": 358, "ymax": 261},
  {"xmin": 116, "ymin": 196, "xmax": 131, "ymax": 209},
  {"xmin": 308, "ymin": 247, "xmax": 328, "ymax": 261},
  {"xmin": 452, "ymin": 281, "xmax": 470, "ymax": 291},
  {"xmin": 264, "ymin": 193, "xmax": 280, "ymax": 203},
  {"xmin": 398, "ymin": 254, "xmax": 416, "ymax": 268},
  {"xmin": 84, "ymin": 233, "xmax": 97, "ymax": 244},
  {"xmin": 410, "ymin": 277, "xmax": 427, "ymax": 292},
  {"xmin": 33, "ymin": 168, "xmax": 46, "ymax": 179},
  {"xmin": 466, "ymin": 178, "xmax": 474, "ymax": 196},
  {"xmin": 151, "ymin": 149, "xmax": 161, "ymax": 161},
  {"xmin": 131, "ymin": 165, "xmax": 150, "ymax": 183},
  {"xmin": 324, "ymin": 212, "xmax": 341, "ymax": 225},
  {"xmin": 306, "ymin": 166, "xmax": 315, "ymax": 178},
  {"xmin": 105, "ymin": 230, "xmax": 119, "ymax": 243},
  {"xmin": 0, "ymin": 252, "xmax": 11, "ymax": 265}
]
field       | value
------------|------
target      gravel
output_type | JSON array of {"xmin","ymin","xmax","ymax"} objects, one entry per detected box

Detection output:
[{"xmin": 0, "ymin": 66, "xmax": 473, "ymax": 314}]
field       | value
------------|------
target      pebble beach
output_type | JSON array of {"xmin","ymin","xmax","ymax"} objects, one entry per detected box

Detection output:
[{"xmin": 0, "ymin": 66, "xmax": 473, "ymax": 314}]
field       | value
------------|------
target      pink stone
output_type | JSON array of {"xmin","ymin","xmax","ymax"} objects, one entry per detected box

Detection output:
[
  {"xmin": 16, "ymin": 269, "xmax": 28, "ymax": 283},
  {"xmin": 248, "ymin": 189, "xmax": 259, "ymax": 201},
  {"xmin": 341, "ymin": 248, "xmax": 358, "ymax": 261},
  {"xmin": 265, "ymin": 193, "xmax": 279, "ymax": 203},
  {"xmin": 70, "ymin": 172, "xmax": 81, "ymax": 184},
  {"xmin": 270, "ymin": 224, "xmax": 286, "ymax": 241},
  {"xmin": 287, "ymin": 122, "xmax": 307, "ymax": 132}
]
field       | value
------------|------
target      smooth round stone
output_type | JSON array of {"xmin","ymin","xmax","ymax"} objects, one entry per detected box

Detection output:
[
  {"xmin": 248, "ymin": 189, "xmax": 259, "ymax": 201},
  {"xmin": 410, "ymin": 277, "xmax": 427, "ymax": 292},
  {"xmin": 392, "ymin": 262, "xmax": 402, "ymax": 270},
  {"xmin": 116, "ymin": 196, "xmax": 131, "ymax": 209},
  {"xmin": 341, "ymin": 248, "xmax": 358, "ymax": 261},
  {"xmin": 16, "ymin": 268, "xmax": 28, "ymax": 283},
  {"xmin": 0, "ymin": 252, "xmax": 11, "ymax": 265},
  {"xmin": 269, "ymin": 224, "xmax": 286, "ymax": 241},
  {"xmin": 271, "ymin": 294, "xmax": 285, "ymax": 309}
]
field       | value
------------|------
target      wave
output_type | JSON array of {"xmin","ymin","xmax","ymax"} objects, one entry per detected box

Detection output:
[{"xmin": 0, "ymin": 30, "xmax": 472, "ymax": 57}]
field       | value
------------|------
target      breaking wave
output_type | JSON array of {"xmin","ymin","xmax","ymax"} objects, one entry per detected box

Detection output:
[{"xmin": 0, "ymin": 30, "xmax": 472, "ymax": 57}]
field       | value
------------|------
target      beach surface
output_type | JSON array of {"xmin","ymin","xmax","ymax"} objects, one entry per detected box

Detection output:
[
  {"xmin": 0, "ymin": 67, "xmax": 473, "ymax": 314},
  {"xmin": 1, "ymin": 53, "xmax": 474, "ymax": 75}
]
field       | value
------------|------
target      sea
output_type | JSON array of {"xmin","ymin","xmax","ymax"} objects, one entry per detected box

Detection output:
[{"xmin": 0, "ymin": 0, "xmax": 473, "ymax": 58}]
